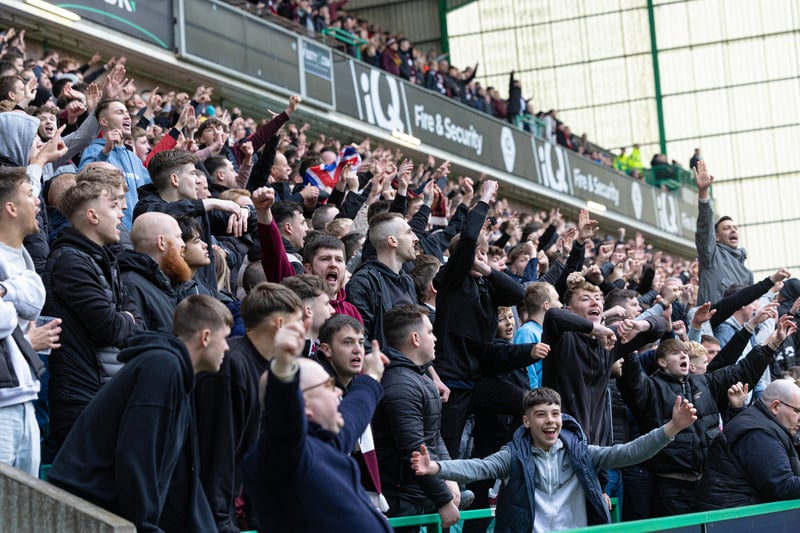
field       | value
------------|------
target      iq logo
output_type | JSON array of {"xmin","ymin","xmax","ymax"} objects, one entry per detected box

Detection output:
[
  {"xmin": 532, "ymin": 139, "xmax": 571, "ymax": 195},
  {"xmin": 351, "ymin": 64, "xmax": 409, "ymax": 133}
]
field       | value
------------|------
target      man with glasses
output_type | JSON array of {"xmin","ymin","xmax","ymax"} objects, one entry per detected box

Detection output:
[
  {"xmin": 617, "ymin": 316, "xmax": 795, "ymax": 517},
  {"xmin": 693, "ymin": 379, "xmax": 800, "ymax": 509},
  {"xmin": 241, "ymin": 314, "xmax": 393, "ymax": 532}
]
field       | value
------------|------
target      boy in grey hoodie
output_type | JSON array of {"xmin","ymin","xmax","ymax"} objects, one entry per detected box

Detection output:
[{"xmin": 411, "ymin": 387, "xmax": 697, "ymax": 533}]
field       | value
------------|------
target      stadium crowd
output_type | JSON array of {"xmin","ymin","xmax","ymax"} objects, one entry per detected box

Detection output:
[
  {"xmin": 3, "ymin": 20, "xmax": 800, "ymax": 533},
  {"xmin": 230, "ymin": 0, "xmax": 668, "ymax": 180}
]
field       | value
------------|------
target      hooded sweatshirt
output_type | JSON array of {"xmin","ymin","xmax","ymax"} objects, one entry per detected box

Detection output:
[
  {"xmin": 0, "ymin": 112, "xmax": 50, "ymax": 273},
  {"xmin": 48, "ymin": 332, "xmax": 214, "ymax": 532},
  {"xmin": 79, "ymin": 137, "xmax": 151, "ymax": 230}
]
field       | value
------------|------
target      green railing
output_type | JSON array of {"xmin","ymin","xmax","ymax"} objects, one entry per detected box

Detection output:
[
  {"xmin": 566, "ymin": 498, "xmax": 800, "ymax": 532},
  {"xmin": 516, "ymin": 114, "xmax": 547, "ymax": 140},
  {"xmin": 643, "ymin": 164, "xmax": 697, "ymax": 193},
  {"xmin": 321, "ymin": 28, "xmax": 367, "ymax": 60},
  {"xmin": 387, "ymin": 499, "xmax": 620, "ymax": 532},
  {"xmin": 387, "ymin": 499, "xmax": 800, "ymax": 532},
  {"xmin": 387, "ymin": 508, "xmax": 495, "ymax": 532}
]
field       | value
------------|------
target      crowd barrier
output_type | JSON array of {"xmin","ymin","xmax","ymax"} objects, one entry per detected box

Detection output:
[
  {"xmin": 386, "ymin": 498, "xmax": 800, "ymax": 532},
  {"xmin": 385, "ymin": 500, "xmax": 620, "ymax": 532}
]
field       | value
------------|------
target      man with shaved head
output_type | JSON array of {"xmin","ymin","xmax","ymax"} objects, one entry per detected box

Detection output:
[
  {"xmin": 118, "ymin": 212, "xmax": 187, "ymax": 332},
  {"xmin": 44, "ymin": 179, "xmax": 143, "ymax": 461},
  {"xmin": 694, "ymin": 379, "xmax": 800, "ymax": 509},
  {"xmin": 241, "ymin": 313, "xmax": 393, "ymax": 532},
  {"xmin": 346, "ymin": 212, "xmax": 419, "ymax": 346}
]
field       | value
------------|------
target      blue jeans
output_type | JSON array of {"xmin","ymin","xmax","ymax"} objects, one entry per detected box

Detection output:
[
  {"xmin": 0, "ymin": 401, "xmax": 40, "ymax": 477},
  {"xmin": 605, "ymin": 468, "xmax": 623, "ymax": 512}
]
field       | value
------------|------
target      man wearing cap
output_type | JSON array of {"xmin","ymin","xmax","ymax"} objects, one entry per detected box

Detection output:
[
  {"xmin": 381, "ymin": 38, "xmax": 401, "ymax": 77},
  {"xmin": 694, "ymin": 160, "xmax": 753, "ymax": 304}
]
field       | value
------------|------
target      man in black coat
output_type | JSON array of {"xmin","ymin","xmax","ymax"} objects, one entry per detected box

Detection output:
[
  {"xmin": 195, "ymin": 282, "xmax": 304, "ymax": 533},
  {"xmin": 433, "ymin": 180, "xmax": 546, "ymax": 457},
  {"xmin": 49, "ymin": 295, "xmax": 232, "ymax": 532},
  {"xmin": 372, "ymin": 305, "xmax": 460, "ymax": 531},
  {"xmin": 694, "ymin": 379, "xmax": 800, "ymax": 510},
  {"xmin": 346, "ymin": 211, "xmax": 419, "ymax": 347},
  {"xmin": 618, "ymin": 317, "xmax": 793, "ymax": 517},
  {"xmin": 44, "ymin": 180, "xmax": 143, "ymax": 461}
]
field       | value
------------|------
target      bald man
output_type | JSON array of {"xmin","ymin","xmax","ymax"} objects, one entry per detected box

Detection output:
[
  {"xmin": 694, "ymin": 379, "xmax": 800, "ymax": 510},
  {"xmin": 118, "ymin": 212, "xmax": 188, "ymax": 332},
  {"xmin": 242, "ymin": 318, "xmax": 393, "ymax": 532},
  {"xmin": 43, "ymin": 179, "xmax": 143, "ymax": 461}
]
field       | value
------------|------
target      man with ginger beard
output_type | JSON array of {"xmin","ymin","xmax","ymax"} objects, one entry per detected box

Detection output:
[
  {"xmin": 136, "ymin": 148, "xmax": 255, "ymax": 296},
  {"xmin": 118, "ymin": 212, "xmax": 189, "ymax": 332}
]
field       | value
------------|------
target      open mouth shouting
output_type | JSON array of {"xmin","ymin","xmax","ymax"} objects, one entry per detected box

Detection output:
[{"xmin": 324, "ymin": 269, "xmax": 339, "ymax": 289}]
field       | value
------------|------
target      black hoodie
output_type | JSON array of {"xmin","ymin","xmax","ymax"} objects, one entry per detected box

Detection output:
[{"xmin": 48, "ymin": 332, "xmax": 215, "ymax": 532}]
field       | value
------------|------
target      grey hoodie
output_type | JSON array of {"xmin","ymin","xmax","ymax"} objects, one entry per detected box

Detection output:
[{"xmin": 696, "ymin": 198, "xmax": 753, "ymax": 304}]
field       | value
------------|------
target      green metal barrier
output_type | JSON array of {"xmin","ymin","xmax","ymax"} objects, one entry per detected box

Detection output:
[
  {"xmin": 566, "ymin": 498, "xmax": 800, "ymax": 532},
  {"xmin": 321, "ymin": 28, "xmax": 367, "ymax": 60},
  {"xmin": 516, "ymin": 114, "xmax": 547, "ymax": 139},
  {"xmin": 387, "ymin": 499, "xmax": 620, "ymax": 532},
  {"xmin": 387, "ymin": 508, "xmax": 495, "ymax": 532},
  {"xmin": 644, "ymin": 165, "xmax": 697, "ymax": 193}
]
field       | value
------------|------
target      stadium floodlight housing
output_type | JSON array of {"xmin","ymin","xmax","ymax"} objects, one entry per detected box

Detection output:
[{"xmin": 25, "ymin": 0, "xmax": 81, "ymax": 22}]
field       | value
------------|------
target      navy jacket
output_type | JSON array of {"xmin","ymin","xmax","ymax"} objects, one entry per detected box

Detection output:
[
  {"xmin": 48, "ymin": 332, "xmax": 214, "ymax": 533},
  {"xmin": 242, "ymin": 370, "xmax": 392, "ymax": 532},
  {"xmin": 495, "ymin": 416, "xmax": 609, "ymax": 533},
  {"xmin": 693, "ymin": 399, "xmax": 800, "ymax": 510}
]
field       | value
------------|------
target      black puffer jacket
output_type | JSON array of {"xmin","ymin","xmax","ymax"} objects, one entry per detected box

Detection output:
[
  {"xmin": 118, "ymin": 250, "xmax": 178, "ymax": 333},
  {"xmin": 618, "ymin": 343, "xmax": 774, "ymax": 476},
  {"xmin": 371, "ymin": 347, "xmax": 452, "ymax": 506}
]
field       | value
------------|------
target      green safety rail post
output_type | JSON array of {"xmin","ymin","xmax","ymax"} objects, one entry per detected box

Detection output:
[
  {"xmin": 566, "ymin": 498, "xmax": 800, "ymax": 532},
  {"xmin": 387, "ymin": 508, "xmax": 495, "ymax": 532},
  {"xmin": 321, "ymin": 28, "xmax": 367, "ymax": 60}
]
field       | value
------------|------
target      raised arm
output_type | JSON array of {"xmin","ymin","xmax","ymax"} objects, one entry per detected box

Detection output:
[
  {"xmin": 694, "ymin": 160, "xmax": 716, "ymax": 267},
  {"xmin": 258, "ymin": 320, "xmax": 310, "ymax": 476},
  {"xmin": 253, "ymin": 187, "xmax": 295, "ymax": 282}
]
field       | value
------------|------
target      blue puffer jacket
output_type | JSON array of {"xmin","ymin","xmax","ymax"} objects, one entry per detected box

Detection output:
[{"xmin": 494, "ymin": 415, "xmax": 610, "ymax": 533}]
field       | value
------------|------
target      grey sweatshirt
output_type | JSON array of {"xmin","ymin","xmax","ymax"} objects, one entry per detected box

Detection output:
[{"xmin": 435, "ymin": 425, "xmax": 673, "ymax": 532}]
